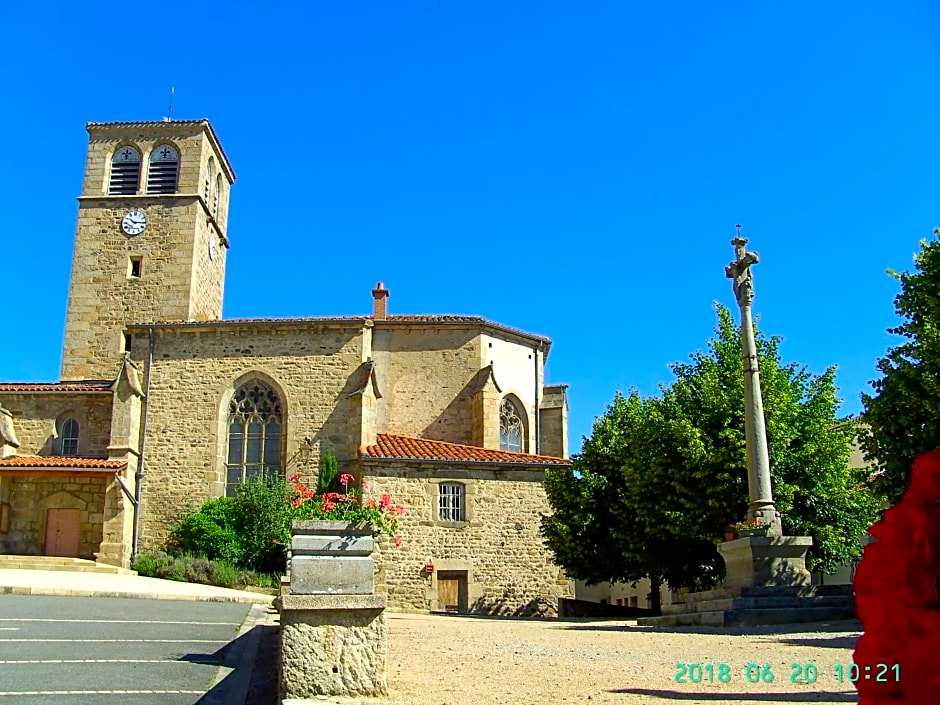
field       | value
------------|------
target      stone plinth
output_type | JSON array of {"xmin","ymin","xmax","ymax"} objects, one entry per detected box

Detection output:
[
  {"xmin": 280, "ymin": 520, "xmax": 388, "ymax": 699},
  {"xmin": 279, "ymin": 594, "xmax": 388, "ymax": 700},
  {"xmin": 718, "ymin": 535, "xmax": 813, "ymax": 589}
]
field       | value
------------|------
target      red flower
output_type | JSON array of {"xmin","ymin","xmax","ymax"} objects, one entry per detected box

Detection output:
[{"xmin": 854, "ymin": 449, "xmax": 940, "ymax": 703}]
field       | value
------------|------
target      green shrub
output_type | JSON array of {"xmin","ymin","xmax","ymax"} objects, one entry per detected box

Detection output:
[
  {"xmin": 317, "ymin": 447, "xmax": 341, "ymax": 494},
  {"xmin": 230, "ymin": 476, "xmax": 292, "ymax": 574},
  {"xmin": 210, "ymin": 560, "xmax": 240, "ymax": 588},
  {"xmin": 167, "ymin": 497, "xmax": 240, "ymax": 564},
  {"xmin": 131, "ymin": 551, "xmax": 158, "ymax": 577}
]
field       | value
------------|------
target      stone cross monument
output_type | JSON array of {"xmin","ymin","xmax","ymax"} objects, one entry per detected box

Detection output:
[{"xmin": 724, "ymin": 227, "xmax": 782, "ymax": 535}]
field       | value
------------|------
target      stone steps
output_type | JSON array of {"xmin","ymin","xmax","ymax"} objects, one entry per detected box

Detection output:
[
  {"xmin": 0, "ymin": 555, "xmax": 136, "ymax": 575},
  {"xmin": 663, "ymin": 594, "xmax": 855, "ymax": 614},
  {"xmin": 641, "ymin": 605, "xmax": 856, "ymax": 628},
  {"xmin": 638, "ymin": 585, "xmax": 855, "ymax": 627}
]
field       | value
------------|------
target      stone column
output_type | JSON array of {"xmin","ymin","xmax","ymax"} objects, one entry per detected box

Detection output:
[
  {"xmin": 724, "ymin": 232, "xmax": 782, "ymax": 534},
  {"xmin": 722, "ymin": 228, "xmax": 811, "ymax": 589},
  {"xmin": 279, "ymin": 521, "xmax": 388, "ymax": 700}
]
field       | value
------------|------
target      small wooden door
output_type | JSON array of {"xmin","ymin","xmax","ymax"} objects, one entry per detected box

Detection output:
[
  {"xmin": 44, "ymin": 508, "xmax": 80, "ymax": 557},
  {"xmin": 437, "ymin": 571, "xmax": 468, "ymax": 613}
]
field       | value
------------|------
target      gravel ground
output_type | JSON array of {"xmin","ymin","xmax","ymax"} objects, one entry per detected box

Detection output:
[
  {"xmin": 385, "ymin": 613, "xmax": 862, "ymax": 705},
  {"xmin": 254, "ymin": 612, "xmax": 862, "ymax": 705}
]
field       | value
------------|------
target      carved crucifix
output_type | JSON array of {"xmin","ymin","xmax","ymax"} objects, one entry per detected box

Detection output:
[{"xmin": 724, "ymin": 225, "xmax": 760, "ymax": 308}]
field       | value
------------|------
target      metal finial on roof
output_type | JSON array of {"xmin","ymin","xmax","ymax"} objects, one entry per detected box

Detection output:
[{"xmin": 163, "ymin": 87, "xmax": 175, "ymax": 123}]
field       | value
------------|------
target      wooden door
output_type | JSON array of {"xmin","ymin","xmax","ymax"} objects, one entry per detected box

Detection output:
[
  {"xmin": 437, "ymin": 571, "xmax": 468, "ymax": 613},
  {"xmin": 44, "ymin": 508, "xmax": 80, "ymax": 557}
]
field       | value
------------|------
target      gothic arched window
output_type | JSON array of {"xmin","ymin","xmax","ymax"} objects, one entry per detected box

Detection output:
[
  {"xmin": 146, "ymin": 144, "xmax": 179, "ymax": 194},
  {"xmin": 226, "ymin": 381, "xmax": 283, "ymax": 496},
  {"xmin": 108, "ymin": 146, "xmax": 141, "ymax": 195},
  {"xmin": 499, "ymin": 397, "xmax": 525, "ymax": 453},
  {"xmin": 60, "ymin": 417, "xmax": 80, "ymax": 456}
]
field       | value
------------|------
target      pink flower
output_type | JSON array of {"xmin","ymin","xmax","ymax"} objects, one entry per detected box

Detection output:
[
  {"xmin": 362, "ymin": 480, "xmax": 369, "ymax": 490},
  {"xmin": 288, "ymin": 473, "xmax": 300, "ymax": 483},
  {"xmin": 380, "ymin": 494, "xmax": 391, "ymax": 509},
  {"xmin": 394, "ymin": 534, "xmax": 403, "ymax": 547},
  {"xmin": 340, "ymin": 473, "xmax": 355, "ymax": 487}
]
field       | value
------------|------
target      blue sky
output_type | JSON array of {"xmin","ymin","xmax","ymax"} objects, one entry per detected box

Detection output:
[{"xmin": 2, "ymin": 1, "xmax": 938, "ymax": 454}]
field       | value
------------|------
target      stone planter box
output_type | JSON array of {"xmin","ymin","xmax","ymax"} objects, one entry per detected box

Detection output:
[{"xmin": 289, "ymin": 520, "xmax": 375, "ymax": 595}]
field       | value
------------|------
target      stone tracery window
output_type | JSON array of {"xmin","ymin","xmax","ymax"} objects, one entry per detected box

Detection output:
[
  {"xmin": 499, "ymin": 397, "xmax": 525, "ymax": 453},
  {"xmin": 226, "ymin": 381, "xmax": 282, "ymax": 496}
]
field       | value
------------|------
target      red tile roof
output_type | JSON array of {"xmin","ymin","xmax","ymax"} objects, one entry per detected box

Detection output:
[
  {"xmin": 0, "ymin": 381, "xmax": 112, "ymax": 393},
  {"xmin": 0, "ymin": 456, "xmax": 126, "ymax": 469},
  {"xmin": 363, "ymin": 433, "xmax": 570, "ymax": 466}
]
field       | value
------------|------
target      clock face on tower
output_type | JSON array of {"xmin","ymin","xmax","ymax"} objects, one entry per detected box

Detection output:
[
  {"xmin": 121, "ymin": 209, "xmax": 147, "ymax": 235},
  {"xmin": 208, "ymin": 234, "xmax": 218, "ymax": 261}
]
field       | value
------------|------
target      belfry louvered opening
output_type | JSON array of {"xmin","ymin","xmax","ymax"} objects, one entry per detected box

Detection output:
[
  {"xmin": 146, "ymin": 144, "xmax": 179, "ymax": 194},
  {"xmin": 108, "ymin": 146, "xmax": 141, "ymax": 195}
]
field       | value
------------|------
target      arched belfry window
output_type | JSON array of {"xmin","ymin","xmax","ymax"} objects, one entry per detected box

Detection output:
[
  {"xmin": 204, "ymin": 157, "xmax": 214, "ymax": 202},
  {"xmin": 146, "ymin": 144, "xmax": 179, "ymax": 194},
  {"xmin": 499, "ymin": 397, "xmax": 526, "ymax": 453},
  {"xmin": 226, "ymin": 381, "xmax": 283, "ymax": 496},
  {"xmin": 108, "ymin": 146, "xmax": 141, "ymax": 195},
  {"xmin": 60, "ymin": 417, "xmax": 80, "ymax": 456},
  {"xmin": 213, "ymin": 173, "xmax": 221, "ymax": 217}
]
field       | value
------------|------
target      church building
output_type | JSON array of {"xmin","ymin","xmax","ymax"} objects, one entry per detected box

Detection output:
[{"xmin": 0, "ymin": 119, "xmax": 573, "ymax": 615}]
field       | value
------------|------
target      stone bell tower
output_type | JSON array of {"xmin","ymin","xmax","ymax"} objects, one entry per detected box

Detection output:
[{"xmin": 61, "ymin": 119, "xmax": 236, "ymax": 380}]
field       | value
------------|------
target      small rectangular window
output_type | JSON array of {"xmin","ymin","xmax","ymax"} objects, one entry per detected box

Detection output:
[
  {"xmin": 129, "ymin": 256, "xmax": 142, "ymax": 278},
  {"xmin": 438, "ymin": 482, "xmax": 465, "ymax": 522},
  {"xmin": 123, "ymin": 333, "xmax": 133, "ymax": 352}
]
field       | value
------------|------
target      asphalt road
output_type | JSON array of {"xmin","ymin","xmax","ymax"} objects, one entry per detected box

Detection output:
[{"xmin": 0, "ymin": 594, "xmax": 259, "ymax": 705}]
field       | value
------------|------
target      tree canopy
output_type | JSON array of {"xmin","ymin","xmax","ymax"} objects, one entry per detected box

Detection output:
[
  {"xmin": 861, "ymin": 230, "xmax": 940, "ymax": 505},
  {"xmin": 541, "ymin": 304, "xmax": 881, "ymax": 600}
]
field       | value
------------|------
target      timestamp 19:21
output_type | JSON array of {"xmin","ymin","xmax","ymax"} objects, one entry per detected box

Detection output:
[{"xmin": 674, "ymin": 662, "xmax": 900, "ymax": 684}]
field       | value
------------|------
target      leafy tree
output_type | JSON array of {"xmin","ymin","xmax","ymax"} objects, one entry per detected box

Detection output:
[
  {"xmin": 542, "ymin": 305, "xmax": 881, "ymax": 602},
  {"xmin": 861, "ymin": 230, "xmax": 940, "ymax": 505}
]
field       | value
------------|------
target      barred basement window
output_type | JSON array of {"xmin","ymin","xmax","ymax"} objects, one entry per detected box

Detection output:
[
  {"xmin": 499, "ymin": 397, "xmax": 525, "ymax": 452},
  {"xmin": 60, "ymin": 418, "xmax": 79, "ymax": 457},
  {"xmin": 226, "ymin": 381, "xmax": 283, "ymax": 496},
  {"xmin": 146, "ymin": 144, "xmax": 179, "ymax": 194},
  {"xmin": 438, "ymin": 482, "xmax": 465, "ymax": 522},
  {"xmin": 108, "ymin": 146, "xmax": 141, "ymax": 195}
]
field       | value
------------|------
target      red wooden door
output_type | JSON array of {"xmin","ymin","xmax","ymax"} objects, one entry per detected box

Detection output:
[{"xmin": 44, "ymin": 508, "xmax": 80, "ymax": 557}]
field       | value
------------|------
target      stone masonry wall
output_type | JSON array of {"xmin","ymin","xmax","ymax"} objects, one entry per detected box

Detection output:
[
  {"xmin": 0, "ymin": 393, "xmax": 113, "ymax": 458},
  {"xmin": 62, "ymin": 197, "xmax": 226, "ymax": 381},
  {"xmin": 377, "ymin": 327, "xmax": 481, "ymax": 444},
  {"xmin": 133, "ymin": 323, "xmax": 366, "ymax": 549},
  {"xmin": 64, "ymin": 122, "xmax": 232, "ymax": 381},
  {"xmin": 2, "ymin": 475, "xmax": 107, "ymax": 557},
  {"xmin": 363, "ymin": 461, "xmax": 572, "ymax": 616}
]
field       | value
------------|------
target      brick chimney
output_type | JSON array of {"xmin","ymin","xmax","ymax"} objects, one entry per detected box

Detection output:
[{"xmin": 372, "ymin": 282, "xmax": 389, "ymax": 320}]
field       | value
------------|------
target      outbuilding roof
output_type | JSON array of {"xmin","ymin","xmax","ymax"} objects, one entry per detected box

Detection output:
[{"xmin": 362, "ymin": 433, "xmax": 570, "ymax": 466}]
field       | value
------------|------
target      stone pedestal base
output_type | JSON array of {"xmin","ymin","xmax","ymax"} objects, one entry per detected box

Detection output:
[
  {"xmin": 718, "ymin": 535, "xmax": 812, "ymax": 589},
  {"xmin": 279, "ymin": 593, "xmax": 388, "ymax": 700}
]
